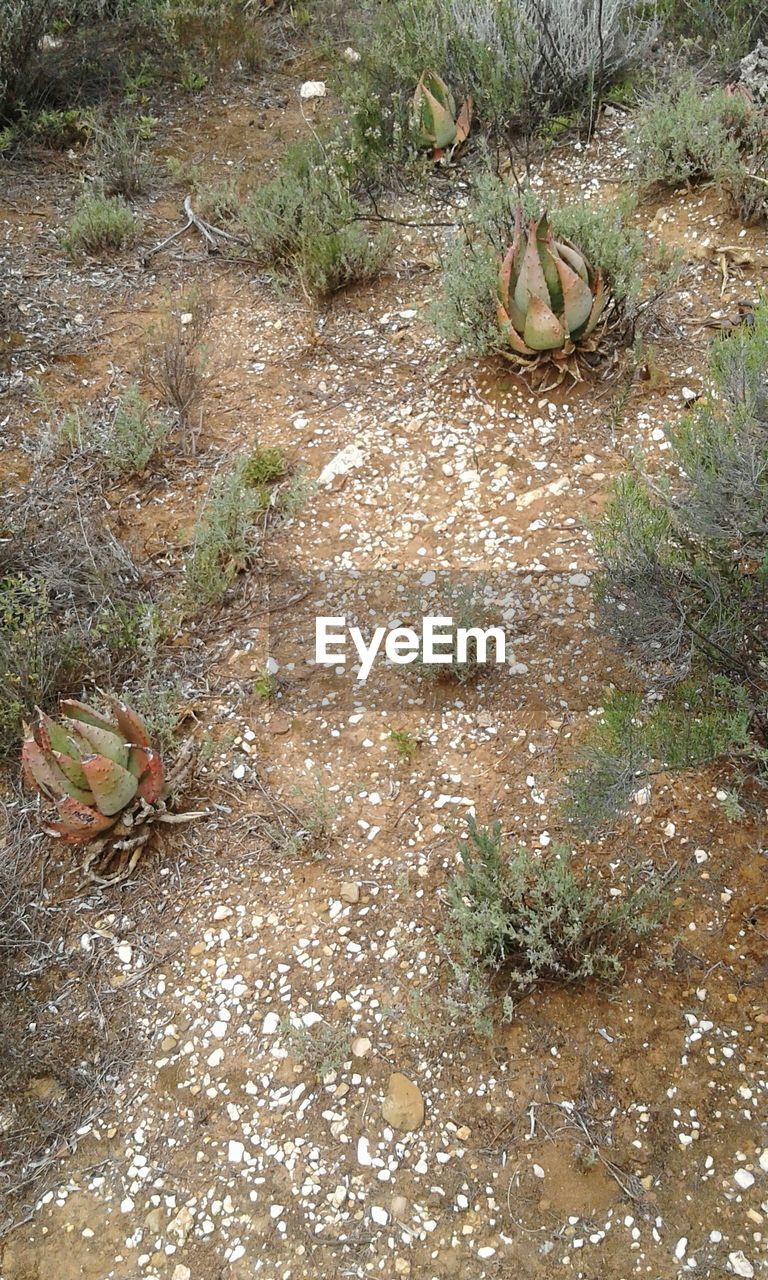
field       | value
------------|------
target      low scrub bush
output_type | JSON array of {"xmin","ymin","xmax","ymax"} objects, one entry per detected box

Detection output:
[
  {"xmin": 589, "ymin": 300, "xmax": 768, "ymax": 817},
  {"xmin": 342, "ymin": 0, "xmax": 655, "ymax": 163},
  {"xmin": 659, "ymin": 0, "xmax": 766, "ymax": 63},
  {"xmin": 561, "ymin": 681, "xmax": 753, "ymax": 835},
  {"xmin": 0, "ymin": 461, "xmax": 150, "ymax": 756},
  {"xmin": 239, "ymin": 136, "xmax": 393, "ymax": 300},
  {"xmin": 442, "ymin": 820, "xmax": 672, "ymax": 1031},
  {"xmin": 632, "ymin": 76, "xmax": 766, "ymax": 222},
  {"xmin": 184, "ymin": 458, "xmax": 264, "ymax": 607},
  {"xmin": 0, "ymin": 0, "xmax": 54, "ymax": 120},
  {"xmin": 63, "ymin": 191, "xmax": 139, "ymax": 256}
]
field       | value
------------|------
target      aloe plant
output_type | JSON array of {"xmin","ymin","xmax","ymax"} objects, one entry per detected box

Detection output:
[
  {"xmin": 497, "ymin": 208, "xmax": 608, "ymax": 385},
  {"xmin": 411, "ymin": 70, "xmax": 472, "ymax": 159},
  {"xmin": 22, "ymin": 697, "xmax": 165, "ymax": 844}
]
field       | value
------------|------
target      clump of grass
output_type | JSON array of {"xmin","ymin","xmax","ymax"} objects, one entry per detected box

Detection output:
[
  {"xmin": 441, "ymin": 819, "xmax": 673, "ymax": 1033},
  {"xmin": 239, "ymin": 136, "xmax": 392, "ymax": 300},
  {"xmin": 389, "ymin": 728, "xmax": 419, "ymax": 763},
  {"xmin": 242, "ymin": 444, "xmax": 287, "ymax": 488},
  {"xmin": 282, "ymin": 1018, "xmax": 349, "ymax": 1079},
  {"xmin": 142, "ymin": 291, "xmax": 209, "ymax": 452},
  {"xmin": 184, "ymin": 458, "xmax": 263, "ymax": 607},
  {"xmin": 91, "ymin": 114, "xmax": 155, "ymax": 197},
  {"xmin": 412, "ymin": 575, "xmax": 501, "ymax": 684},
  {"xmin": 560, "ymin": 682, "xmax": 752, "ymax": 836},
  {"xmin": 101, "ymin": 384, "xmax": 170, "ymax": 475},
  {"xmin": 63, "ymin": 191, "xmax": 139, "ymax": 257}
]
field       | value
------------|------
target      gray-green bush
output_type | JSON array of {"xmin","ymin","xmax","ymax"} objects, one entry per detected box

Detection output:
[
  {"xmin": 184, "ymin": 458, "xmax": 264, "ymax": 607},
  {"xmin": 632, "ymin": 76, "xmax": 766, "ymax": 223},
  {"xmin": 442, "ymin": 820, "xmax": 672, "ymax": 1032},
  {"xmin": 63, "ymin": 191, "xmax": 139, "ymax": 256},
  {"xmin": 239, "ymin": 136, "xmax": 393, "ymax": 300}
]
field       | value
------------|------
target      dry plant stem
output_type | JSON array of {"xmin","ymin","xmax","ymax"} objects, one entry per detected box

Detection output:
[{"xmin": 143, "ymin": 197, "xmax": 245, "ymax": 262}]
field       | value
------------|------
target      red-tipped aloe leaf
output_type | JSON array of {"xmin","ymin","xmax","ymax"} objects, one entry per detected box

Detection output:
[
  {"xmin": 497, "ymin": 305, "xmax": 535, "ymax": 355},
  {"xmin": 64, "ymin": 719, "xmax": 129, "ymax": 768},
  {"xmin": 59, "ymin": 699, "xmax": 119, "ymax": 734},
  {"xmin": 523, "ymin": 295, "xmax": 566, "ymax": 351},
  {"xmin": 132, "ymin": 748, "xmax": 166, "ymax": 804},
  {"xmin": 45, "ymin": 796, "xmax": 117, "ymax": 844},
  {"xmin": 498, "ymin": 244, "xmax": 515, "ymax": 311},
  {"xmin": 454, "ymin": 95, "xmax": 473, "ymax": 145},
  {"xmin": 51, "ymin": 749, "xmax": 92, "ymax": 793},
  {"xmin": 557, "ymin": 241, "xmax": 590, "ymax": 284},
  {"xmin": 578, "ymin": 272, "xmax": 607, "ymax": 337},
  {"xmin": 109, "ymin": 699, "xmax": 151, "ymax": 749},
  {"xmin": 34, "ymin": 712, "xmax": 75, "ymax": 757},
  {"xmin": 554, "ymin": 255, "xmax": 594, "ymax": 335},
  {"xmin": 537, "ymin": 230, "xmax": 565, "ymax": 319},
  {"xmin": 80, "ymin": 753, "xmax": 138, "ymax": 816},
  {"xmin": 22, "ymin": 739, "xmax": 94, "ymax": 804}
]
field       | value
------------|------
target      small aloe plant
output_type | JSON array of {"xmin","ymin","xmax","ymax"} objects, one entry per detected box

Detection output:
[
  {"xmin": 22, "ymin": 698, "xmax": 165, "ymax": 843},
  {"xmin": 21, "ymin": 697, "xmax": 205, "ymax": 882},
  {"xmin": 411, "ymin": 70, "xmax": 472, "ymax": 160},
  {"xmin": 496, "ymin": 207, "xmax": 609, "ymax": 388}
]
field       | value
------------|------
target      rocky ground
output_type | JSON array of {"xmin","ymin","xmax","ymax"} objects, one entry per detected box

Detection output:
[{"xmin": 1, "ymin": 67, "xmax": 767, "ymax": 1280}]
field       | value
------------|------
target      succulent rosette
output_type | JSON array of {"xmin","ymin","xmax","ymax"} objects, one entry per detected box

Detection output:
[
  {"xmin": 496, "ymin": 207, "xmax": 608, "ymax": 385},
  {"xmin": 411, "ymin": 70, "xmax": 472, "ymax": 159},
  {"xmin": 22, "ymin": 698, "xmax": 165, "ymax": 844}
]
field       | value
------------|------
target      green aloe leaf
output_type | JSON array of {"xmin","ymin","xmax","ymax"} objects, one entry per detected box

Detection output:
[
  {"xmin": 523, "ymin": 295, "xmax": 565, "ymax": 351},
  {"xmin": 65, "ymin": 719, "xmax": 130, "ymax": 769},
  {"xmin": 81, "ymin": 753, "xmax": 139, "ymax": 816}
]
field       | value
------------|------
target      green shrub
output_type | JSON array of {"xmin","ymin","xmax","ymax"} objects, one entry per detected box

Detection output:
[
  {"xmin": 102, "ymin": 384, "xmax": 170, "ymax": 475},
  {"xmin": 184, "ymin": 458, "xmax": 263, "ymax": 607},
  {"xmin": 23, "ymin": 105, "xmax": 92, "ymax": 147},
  {"xmin": 434, "ymin": 174, "xmax": 644, "ymax": 356},
  {"xmin": 412, "ymin": 576, "xmax": 499, "ymax": 684},
  {"xmin": 632, "ymin": 77, "xmax": 766, "ymax": 222},
  {"xmin": 242, "ymin": 444, "xmax": 287, "ymax": 488},
  {"xmin": 561, "ymin": 682, "xmax": 753, "ymax": 835},
  {"xmin": 0, "ymin": 0, "xmax": 54, "ymax": 120},
  {"xmin": 442, "ymin": 820, "xmax": 671, "ymax": 1031},
  {"xmin": 590, "ymin": 301, "xmax": 768, "ymax": 814},
  {"xmin": 659, "ymin": 0, "xmax": 766, "ymax": 63},
  {"xmin": 63, "ymin": 191, "xmax": 139, "ymax": 256},
  {"xmin": 239, "ymin": 136, "xmax": 393, "ymax": 299},
  {"xmin": 594, "ymin": 302, "xmax": 768, "ymax": 682}
]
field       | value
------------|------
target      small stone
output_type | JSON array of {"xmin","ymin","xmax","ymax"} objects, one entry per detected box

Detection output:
[
  {"xmin": 370, "ymin": 1205, "xmax": 388, "ymax": 1226},
  {"xmin": 381, "ymin": 1073, "xmax": 424, "ymax": 1132},
  {"xmin": 267, "ymin": 712, "xmax": 291, "ymax": 735},
  {"xmin": 357, "ymin": 1136, "xmax": 372, "ymax": 1166},
  {"xmin": 532, "ymin": 1164, "xmax": 545, "ymax": 1179},
  {"xmin": 675, "ymin": 1237, "xmax": 688, "ymax": 1261},
  {"xmin": 228, "ymin": 1141, "xmax": 244, "ymax": 1163},
  {"xmin": 262, "ymin": 1012, "xmax": 280, "ymax": 1034},
  {"xmin": 758, "ymin": 1149, "xmax": 768, "ymax": 1172},
  {"xmin": 213, "ymin": 905, "xmax": 233, "ymax": 921},
  {"xmin": 734, "ymin": 1169, "xmax": 755, "ymax": 1190},
  {"xmin": 351, "ymin": 1036, "xmax": 372, "ymax": 1058},
  {"xmin": 391, "ymin": 1195, "xmax": 409, "ymax": 1218},
  {"xmin": 728, "ymin": 1252, "xmax": 754, "ymax": 1278},
  {"xmin": 478, "ymin": 1247, "xmax": 496, "ymax": 1259},
  {"xmin": 172, "ymin": 1267, "xmax": 191, "ymax": 1280},
  {"xmin": 300, "ymin": 79, "xmax": 327, "ymax": 99},
  {"xmin": 340, "ymin": 882, "xmax": 360, "ymax": 904}
]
